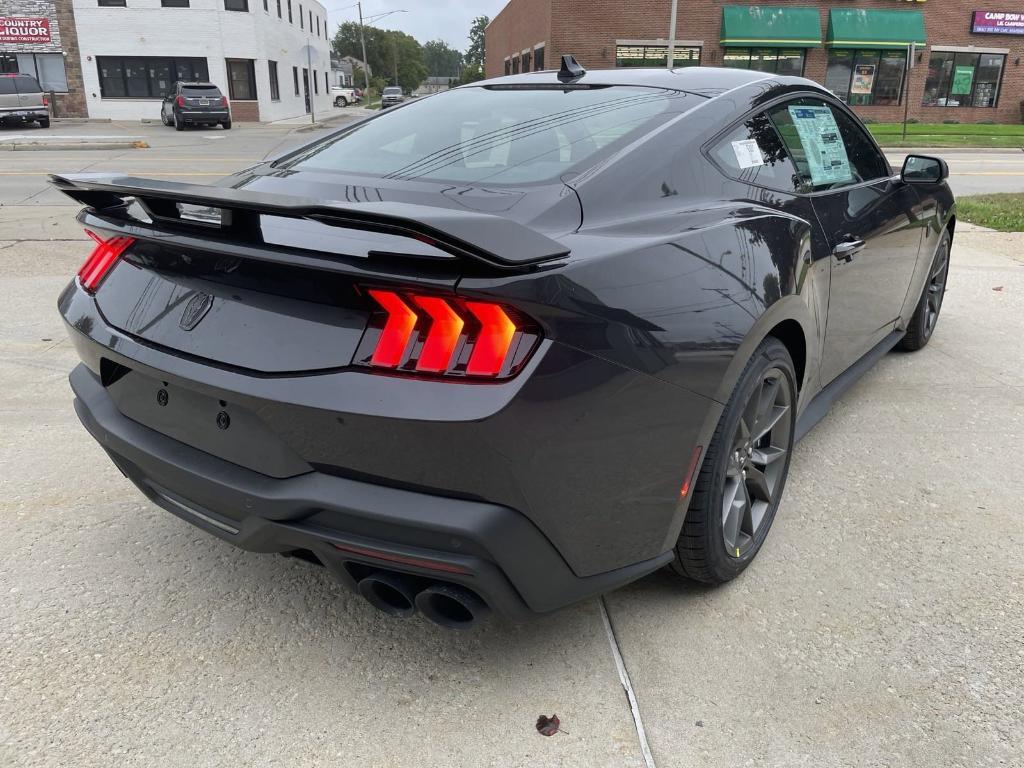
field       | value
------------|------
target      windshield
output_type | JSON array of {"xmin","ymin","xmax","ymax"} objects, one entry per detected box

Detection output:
[
  {"xmin": 182, "ymin": 85, "xmax": 221, "ymax": 96},
  {"xmin": 383, "ymin": 87, "xmax": 401, "ymax": 95},
  {"xmin": 281, "ymin": 85, "xmax": 688, "ymax": 185}
]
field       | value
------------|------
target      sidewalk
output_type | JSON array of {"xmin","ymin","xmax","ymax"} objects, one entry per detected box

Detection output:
[{"xmin": 269, "ymin": 104, "xmax": 375, "ymax": 126}]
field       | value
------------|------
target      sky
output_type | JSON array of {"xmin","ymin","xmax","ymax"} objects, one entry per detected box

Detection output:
[{"xmin": 325, "ymin": 0, "xmax": 509, "ymax": 53}]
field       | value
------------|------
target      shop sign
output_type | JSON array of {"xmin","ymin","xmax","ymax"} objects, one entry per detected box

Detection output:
[
  {"xmin": 971, "ymin": 11, "xmax": 1024, "ymax": 35},
  {"xmin": 951, "ymin": 65, "xmax": 975, "ymax": 95},
  {"xmin": 0, "ymin": 17, "xmax": 51, "ymax": 44},
  {"xmin": 851, "ymin": 64, "xmax": 876, "ymax": 95}
]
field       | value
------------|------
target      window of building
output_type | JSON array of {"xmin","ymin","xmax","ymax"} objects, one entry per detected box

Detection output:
[
  {"xmin": 923, "ymin": 51, "xmax": 1005, "ymax": 108},
  {"xmin": 276, "ymin": 0, "xmax": 281, "ymax": 17},
  {"xmin": 324, "ymin": 71, "xmax": 329, "ymax": 93},
  {"xmin": 293, "ymin": 65, "xmax": 300, "ymax": 95},
  {"xmin": 263, "ymin": 0, "xmax": 268, "ymax": 10},
  {"xmin": 520, "ymin": 51, "xmax": 530, "ymax": 72},
  {"xmin": 161, "ymin": 0, "xmax": 190, "ymax": 6},
  {"xmin": 96, "ymin": 56, "xmax": 208, "ymax": 98},
  {"xmin": 3, "ymin": 53, "xmax": 69, "ymax": 92},
  {"xmin": 299, "ymin": 4, "xmax": 303, "ymax": 27},
  {"xmin": 825, "ymin": 49, "xmax": 906, "ymax": 107},
  {"xmin": 511, "ymin": 57, "xmax": 519, "ymax": 74},
  {"xmin": 309, "ymin": 10, "xmax": 313, "ymax": 30},
  {"xmin": 287, "ymin": 0, "xmax": 292, "ymax": 23},
  {"xmin": 316, "ymin": 15, "xmax": 320, "ymax": 35},
  {"xmin": 615, "ymin": 44, "xmax": 700, "ymax": 68},
  {"xmin": 268, "ymin": 60, "xmax": 280, "ymax": 100},
  {"xmin": 722, "ymin": 48, "xmax": 805, "ymax": 77},
  {"xmin": 97, "ymin": 0, "xmax": 126, "ymax": 6},
  {"xmin": 503, "ymin": 58, "xmax": 511, "ymax": 76},
  {"xmin": 534, "ymin": 46, "xmax": 545, "ymax": 71},
  {"xmin": 226, "ymin": 58, "xmax": 257, "ymax": 100},
  {"xmin": 224, "ymin": 0, "xmax": 248, "ymax": 10}
]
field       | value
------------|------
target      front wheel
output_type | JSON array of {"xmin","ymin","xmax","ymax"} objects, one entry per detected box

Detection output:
[
  {"xmin": 334, "ymin": 96, "xmax": 348, "ymax": 107},
  {"xmin": 672, "ymin": 337, "xmax": 797, "ymax": 584},
  {"xmin": 898, "ymin": 229, "xmax": 950, "ymax": 351}
]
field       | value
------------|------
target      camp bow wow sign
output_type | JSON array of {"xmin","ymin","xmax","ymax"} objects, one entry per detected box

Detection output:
[
  {"xmin": 972, "ymin": 11, "xmax": 1024, "ymax": 34},
  {"xmin": 0, "ymin": 17, "xmax": 52, "ymax": 44}
]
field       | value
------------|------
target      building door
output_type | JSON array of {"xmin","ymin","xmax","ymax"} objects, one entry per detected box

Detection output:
[{"xmin": 302, "ymin": 67, "xmax": 310, "ymax": 113}]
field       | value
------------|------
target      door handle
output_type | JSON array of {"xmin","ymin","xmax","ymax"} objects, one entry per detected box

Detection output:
[{"xmin": 832, "ymin": 239, "xmax": 865, "ymax": 263}]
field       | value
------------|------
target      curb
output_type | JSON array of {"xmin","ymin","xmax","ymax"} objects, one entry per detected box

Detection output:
[
  {"xmin": 880, "ymin": 146, "xmax": 1024, "ymax": 154},
  {"xmin": 0, "ymin": 140, "xmax": 149, "ymax": 151}
]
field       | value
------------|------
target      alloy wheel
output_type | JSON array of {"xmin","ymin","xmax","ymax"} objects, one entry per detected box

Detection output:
[
  {"xmin": 925, "ymin": 242, "xmax": 949, "ymax": 338},
  {"xmin": 722, "ymin": 367, "xmax": 792, "ymax": 558}
]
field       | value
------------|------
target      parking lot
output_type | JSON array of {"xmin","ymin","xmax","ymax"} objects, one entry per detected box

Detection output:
[{"xmin": 1, "ymin": 120, "xmax": 1022, "ymax": 767}]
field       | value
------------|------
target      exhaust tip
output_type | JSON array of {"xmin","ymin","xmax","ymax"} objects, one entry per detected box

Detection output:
[
  {"xmin": 415, "ymin": 584, "xmax": 490, "ymax": 630},
  {"xmin": 357, "ymin": 573, "xmax": 416, "ymax": 618}
]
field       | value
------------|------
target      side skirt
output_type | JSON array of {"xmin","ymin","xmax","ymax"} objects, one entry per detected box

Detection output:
[{"xmin": 795, "ymin": 329, "xmax": 905, "ymax": 443}]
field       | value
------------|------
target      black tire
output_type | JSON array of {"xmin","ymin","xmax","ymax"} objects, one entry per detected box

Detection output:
[
  {"xmin": 898, "ymin": 229, "xmax": 951, "ymax": 352},
  {"xmin": 221, "ymin": 120, "xmax": 232, "ymax": 130},
  {"xmin": 37, "ymin": 118, "xmax": 49, "ymax": 128},
  {"xmin": 672, "ymin": 337, "xmax": 797, "ymax": 584},
  {"xmin": 160, "ymin": 111, "xmax": 170, "ymax": 126},
  {"xmin": 335, "ymin": 96, "xmax": 348, "ymax": 108},
  {"xmin": 174, "ymin": 113, "xmax": 184, "ymax": 131}
]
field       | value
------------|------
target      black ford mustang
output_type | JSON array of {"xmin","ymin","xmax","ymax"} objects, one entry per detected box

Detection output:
[{"xmin": 54, "ymin": 60, "xmax": 954, "ymax": 629}]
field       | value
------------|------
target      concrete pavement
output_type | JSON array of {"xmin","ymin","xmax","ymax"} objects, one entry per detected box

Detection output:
[{"xmin": 1, "ymin": 126, "xmax": 1022, "ymax": 768}]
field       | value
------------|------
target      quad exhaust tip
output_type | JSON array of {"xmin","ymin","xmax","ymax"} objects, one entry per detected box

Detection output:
[{"xmin": 357, "ymin": 572, "xmax": 417, "ymax": 618}]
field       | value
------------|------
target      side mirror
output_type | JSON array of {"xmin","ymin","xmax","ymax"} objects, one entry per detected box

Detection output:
[{"xmin": 901, "ymin": 155, "xmax": 948, "ymax": 184}]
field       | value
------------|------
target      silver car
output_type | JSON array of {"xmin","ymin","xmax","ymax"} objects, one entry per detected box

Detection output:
[
  {"xmin": 0, "ymin": 74, "xmax": 49, "ymax": 128},
  {"xmin": 381, "ymin": 86, "xmax": 404, "ymax": 109}
]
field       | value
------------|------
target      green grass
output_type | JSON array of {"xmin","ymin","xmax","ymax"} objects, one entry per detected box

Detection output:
[
  {"xmin": 867, "ymin": 122, "xmax": 1024, "ymax": 148},
  {"xmin": 957, "ymin": 193, "xmax": 1024, "ymax": 232}
]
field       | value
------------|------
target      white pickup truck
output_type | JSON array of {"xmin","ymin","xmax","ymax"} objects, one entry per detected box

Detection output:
[{"xmin": 330, "ymin": 85, "xmax": 361, "ymax": 108}]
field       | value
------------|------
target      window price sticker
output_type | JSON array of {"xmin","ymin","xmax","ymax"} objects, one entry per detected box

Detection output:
[
  {"xmin": 788, "ymin": 105, "xmax": 853, "ymax": 186},
  {"xmin": 731, "ymin": 139, "xmax": 765, "ymax": 169}
]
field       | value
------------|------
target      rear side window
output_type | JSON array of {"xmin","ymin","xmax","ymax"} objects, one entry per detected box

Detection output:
[
  {"xmin": 0, "ymin": 78, "xmax": 15, "ymax": 95},
  {"xmin": 280, "ymin": 85, "xmax": 689, "ymax": 185},
  {"xmin": 709, "ymin": 112, "xmax": 800, "ymax": 192},
  {"xmin": 14, "ymin": 75, "xmax": 42, "ymax": 93},
  {"xmin": 768, "ymin": 99, "xmax": 889, "ymax": 191}
]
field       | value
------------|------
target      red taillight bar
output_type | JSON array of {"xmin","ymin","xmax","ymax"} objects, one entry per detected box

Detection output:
[
  {"xmin": 359, "ymin": 288, "xmax": 539, "ymax": 380},
  {"xmin": 77, "ymin": 230, "xmax": 135, "ymax": 293},
  {"xmin": 331, "ymin": 542, "xmax": 470, "ymax": 575}
]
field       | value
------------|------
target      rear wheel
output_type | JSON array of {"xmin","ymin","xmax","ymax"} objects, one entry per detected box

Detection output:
[
  {"xmin": 222, "ymin": 119, "xmax": 232, "ymax": 130},
  {"xmin": 672, "ymin": 338, "xmax": 797, "ymax": 584},
  {"xmin": 37, "ymin": 118, "xmax": 49, "ymax": 128},
  {"xmin": 335, "ymin": 96, "xmax": 348, "ymax": 107},
  {"xmin": 898, "ymin": 229, "xmax": 951, "ymax": 352},
  {"xmin": 174, "ymin": 113, "xmax": 184, "ymax": 131}
]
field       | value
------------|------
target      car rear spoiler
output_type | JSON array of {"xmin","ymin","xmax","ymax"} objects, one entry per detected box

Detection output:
[{"xmin": 48, "ymin": 173, "xmax": 570, "ymax": 271}]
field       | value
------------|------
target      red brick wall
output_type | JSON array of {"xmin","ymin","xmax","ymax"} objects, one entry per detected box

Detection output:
[
  {"xmin": 485, "ymin": 0, "xmax": 552, "ymax": 77},
  {"xmin": 486, "ymin": 0, "xmax": 1024, "ymax": 124},
  {"xmin": 230, "ymin": 101, "xmax": 260, "ymax": 122}
]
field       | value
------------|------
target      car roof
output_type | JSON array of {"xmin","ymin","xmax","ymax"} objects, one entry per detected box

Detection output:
[
  {"xmin": 178, "ymin": 81, "xmax": 219, "ymax": 88},
  {"xmin": 472, "ymin": 66, "xmax": 780, "ymax": 97}
]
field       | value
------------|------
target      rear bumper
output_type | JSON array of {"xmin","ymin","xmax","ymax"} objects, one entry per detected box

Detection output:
[
  {"xmin": 0, "ymin": 109, "xmax": 47, "ymax": 122},
  {"xmin": 177, "ymin": 110, "xmax": 229, "ymax": 122},
  {"xmin": 71, "ymin": 363, "xmax": 672, "ymax": 620}
]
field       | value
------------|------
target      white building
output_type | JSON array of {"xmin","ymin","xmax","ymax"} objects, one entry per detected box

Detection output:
[{"xmin": 73, "ymin": 0, "xmax": 333, "ymax": 122}]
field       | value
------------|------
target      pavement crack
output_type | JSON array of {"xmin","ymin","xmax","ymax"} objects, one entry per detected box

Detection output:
[{"xmin": 599, "ymin": 597, "xmax": 657, "ymax": 768}]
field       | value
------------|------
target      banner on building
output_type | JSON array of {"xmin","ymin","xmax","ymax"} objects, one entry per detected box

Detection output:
[
  {"xmin": 972, "ymin": 11, "xmax": 1024, "ymax": 34},
  {"xmin": 0, "ymin": 17, "xmax": 52, "ymax": 44}
]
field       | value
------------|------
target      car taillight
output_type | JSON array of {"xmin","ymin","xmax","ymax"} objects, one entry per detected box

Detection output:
[
  {"xmin": 42, "ymin": 96, "xmax": 48, "ymax": 107},
  {"xmin": 356, "ymin": 288, "xmax": 540, "ymax": 379},
  {"xmin": 77, "ymin": 230, "xmax": 135, "ymax": 293},
  {"xmin": 176, "ymin": 95, "xmax": 185, "ymax": 107},
  {"xmin": 221, "ymin": 95, "xmax": 229, "ymax": 107}
]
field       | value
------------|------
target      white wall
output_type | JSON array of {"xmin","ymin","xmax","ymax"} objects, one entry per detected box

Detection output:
[{"xmin": 73, "ymin": 0, "xmax": 332, "ymax": 121}]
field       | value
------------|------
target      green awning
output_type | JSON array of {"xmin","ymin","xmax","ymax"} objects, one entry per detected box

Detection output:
[
  {"xmin": 826, "ymin": 9, "xmax": 927, "ymax": 49},
  {"xmin": 720, "ymin": 6, "xmax": 823, "ymax": 48}
]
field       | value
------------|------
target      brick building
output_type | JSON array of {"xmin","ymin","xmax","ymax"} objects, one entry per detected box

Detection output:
[
  {"xmin": 1, "ymin": 0, "xmax": 87, "ymax": 117},
  {"xmin": 486, "ymin": 1, "xmax": 1024, "ymax": 124}
]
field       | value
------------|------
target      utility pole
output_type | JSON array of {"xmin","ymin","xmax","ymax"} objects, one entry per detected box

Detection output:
[
  {"xmin": 666, "ymin": 0, "xmax": 678, "ymax": 68},
  {"xmin": 357, "ymin": 1, "xmax": 371, "ymax": 93},
  {"xmin": 902, "ymin": 42, "xmax": 916, "ymax": 140}
]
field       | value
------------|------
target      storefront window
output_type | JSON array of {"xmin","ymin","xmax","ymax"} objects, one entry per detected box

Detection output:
[
  {"xmin": 2, "ymin": 53, "xmax": 68, "ymax": 92},
  {"xmin": 534, "ymin": 46, "xmax": 544, "ymax": 71},
  {"xmin": 97, "ymin": 57, "xmax": 209, "ymax": 98},
  {"xmin": 615, "ymin": 45, "xmax": 701, "ymax": 68},
  {"xmin": 923, "ymin": 51, "xmax": 1005, "ymax": 108},
  {"xmin": 825, "ymin": 49, "xmax": 906, "ymax": 106},
  {"xmin": 722, "ymin": 48, "xmax": 805, "ymax": 76}
]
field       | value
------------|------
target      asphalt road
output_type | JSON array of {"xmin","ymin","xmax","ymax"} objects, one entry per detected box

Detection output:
[{"xmin": 1, "ymin": 123, "xmax": 1022, "ymax": 767}]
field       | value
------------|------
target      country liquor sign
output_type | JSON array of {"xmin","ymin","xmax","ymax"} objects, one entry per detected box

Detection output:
[
  {"xmin": 0, "ymin": 17, "xmax": 52, "ymax": 44},
  {"xmin": 972, "ymin": 11, "xmax": 1024, "ymax": 35}
]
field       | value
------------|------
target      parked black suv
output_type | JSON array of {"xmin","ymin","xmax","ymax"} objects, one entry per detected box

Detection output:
[
  {"xmin": 160, "ymin": 82, "xmax": 231, "ymax": 130},
  {"xmin": 0, "ymin": 73, "xmax": 49, "ymax": 128}
]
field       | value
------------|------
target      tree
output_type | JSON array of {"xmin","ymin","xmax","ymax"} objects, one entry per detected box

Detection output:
[
  {"xmin": 332, "ymin": 21, "xmax": 427, "ymax": 92},
  {"xmin": 423, "ymin": 40, "xmax": 462, "ymax": 78},
  {"xmin": 464, "ymin": 15, "xmax": 488, "ymax": 72}
]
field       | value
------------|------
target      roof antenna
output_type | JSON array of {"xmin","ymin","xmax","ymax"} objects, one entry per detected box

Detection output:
[{"xmin": 557, "ymin": 55, "xmax": 586, "ymax": 82}]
